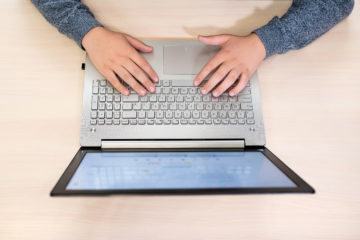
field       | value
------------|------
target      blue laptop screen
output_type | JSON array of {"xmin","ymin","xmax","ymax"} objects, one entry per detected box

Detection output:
[{"xmin": 66, "ymin": 151, "xmax": 296, "ymax": 190}]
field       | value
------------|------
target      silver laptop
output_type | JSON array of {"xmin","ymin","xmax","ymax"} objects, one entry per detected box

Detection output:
[
  {"xmin": 50, "ymin": 40, "xmax": 315, "ymax": 195},
  {"xmin": 80, "ymin": 40, "xmax": 265, "ymax": 149}
]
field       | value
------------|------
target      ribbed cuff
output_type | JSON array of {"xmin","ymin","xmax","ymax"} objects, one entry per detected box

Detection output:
[
  {"xmin": 62, "ymin": 12, "xmax": 103, "ymax": 50},
  {"xmin": 253, "ymin": 17, "xmax": 285, "ymax": 58}
]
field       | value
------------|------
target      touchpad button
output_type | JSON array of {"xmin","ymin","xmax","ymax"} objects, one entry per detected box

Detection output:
[{"xmin": 163, "ymin": 45, "xmax": 220, "ymax": 75}]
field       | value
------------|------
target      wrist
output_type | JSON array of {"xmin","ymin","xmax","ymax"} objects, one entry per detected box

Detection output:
[
  {"xmin": 248, "ymin": 33, "xmax": 266, "ymax": 61},
  {"xmin": 82, "ymin": 26, "xmax": 107, "ymax": 51}
]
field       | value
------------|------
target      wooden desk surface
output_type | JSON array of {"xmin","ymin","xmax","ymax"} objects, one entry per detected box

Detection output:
[{"xmin": 1, "ymin": 1, "xmax": 359, "ymax": 239}]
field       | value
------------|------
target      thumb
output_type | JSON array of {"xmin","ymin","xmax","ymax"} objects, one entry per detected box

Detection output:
[
  {"xmin": 198, "ymin": 34, "xmax": 231, "ymax": 46},
  {"xmin": 125, "ymin": 35, "xmax": 153, "ymax": 52}
]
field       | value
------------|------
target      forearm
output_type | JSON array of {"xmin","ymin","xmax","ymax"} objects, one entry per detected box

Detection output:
[
  {"xmin": 254, "ymin": 0, "xmax": 354, "ymax": 58},
  {"xmin": 31, "ymin": 0, "xmax": 102, "ymax": 48}
]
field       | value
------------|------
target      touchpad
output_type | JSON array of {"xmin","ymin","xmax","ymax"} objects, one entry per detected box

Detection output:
[{"xmin": 163, "ymin": 44, "xmax": 220, "ymax": 75}]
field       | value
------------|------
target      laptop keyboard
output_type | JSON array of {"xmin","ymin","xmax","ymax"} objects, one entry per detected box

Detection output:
[{"xmin": 90, "ymin": 79, "xmax": 255, "ymax": 126}]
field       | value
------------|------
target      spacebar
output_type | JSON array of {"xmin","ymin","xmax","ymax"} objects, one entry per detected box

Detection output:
[{"xmin": 171, "ymin": 79, "xmax": 194, "ymax": 87}]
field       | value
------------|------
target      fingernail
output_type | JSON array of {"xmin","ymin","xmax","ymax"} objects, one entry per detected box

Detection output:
[
  {"xmin": 229, "ymin": 91, "xmax": 234, "ymax": 96},
  {"xmin": 125, "ymin": 91, "xmax": 130, "ymax": 96},
  {"xmin": 154, "ymin": 76, "xmax": 159, "ymax": 83},
  {"xmin": 201, "ymin": 89, "xmax": 207, "ymax": 95},
  {"xmin": 149, "ymin": 86, "xmax": 155, "ymax": 92},
  {"xmin": 140, "ymin": 89, "xmax": 146, "ymax": 96},
  {"xmin": 194, "ymin": 81, "xmax": 199, "ymax": 86},
  {"xmin": 213, "ymin": 92, "xmax": 219, "ymax": 97}
]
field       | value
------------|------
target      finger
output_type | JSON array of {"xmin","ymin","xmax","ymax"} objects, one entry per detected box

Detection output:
[
  {"xmin": 212, "ymin": 69, "xmax": 240, "ymax": 97},
  {"xmin": 125, "ymin": 35, "xmax": 153, "ymax": 53},
  {"xmin": 104, "ymin": 71, "xmax": 130, "ymax": 96},
  {"xmin": 194, "ymin": 52, "xmax": 224, "ymax": 86},
  {"xmin": 114, "ymin": 65, "xmax": 147, "ymax": 96},
  {"xmin": 122, "ymin": 59, "xmax": 156, "ymax": 93},
  {"xmin": 200, "ymin": 63, "xmax": 232, "ymax": 95},
  {"xmin": 130, "ymin": 50, "xmax": 159, "ymax": 83},
  {"xmin": 198, "ymin": 34, "xmax": 231, "ymax": 46},
  {"xmin": 229, "ymin": 71, "xmax": 250, "ymax": 96}
]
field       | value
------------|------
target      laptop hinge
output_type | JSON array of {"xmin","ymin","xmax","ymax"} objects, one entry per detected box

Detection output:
[{"xmin": 101, "ymin": 140, "xmax": 245, "ymax": 149}]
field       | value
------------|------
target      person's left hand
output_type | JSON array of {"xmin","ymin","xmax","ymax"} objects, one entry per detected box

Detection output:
[{"xmin": 193, "ymin": 33, "xmax": 266, "ymax": 97}]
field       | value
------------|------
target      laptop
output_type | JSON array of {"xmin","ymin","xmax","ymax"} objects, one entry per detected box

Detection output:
[{"xmin": 51, "ymin": 40, "xmax": 314, "ymax": 195}]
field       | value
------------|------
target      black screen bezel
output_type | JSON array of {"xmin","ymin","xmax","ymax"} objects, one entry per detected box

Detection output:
[{"xmin": 51, "ymin": 147, "xmax": 315, "ymax": 196}]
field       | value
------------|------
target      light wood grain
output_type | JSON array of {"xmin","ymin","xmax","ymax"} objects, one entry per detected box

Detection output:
[{"xmin": 1, "ymin": 1, "xmax": 359, "ymax": 239}]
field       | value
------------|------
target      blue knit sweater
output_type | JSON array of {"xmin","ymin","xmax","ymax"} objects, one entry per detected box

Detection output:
[{"xmin": 31, "ymin": 0, "xmax": 354, "ymax": 58}]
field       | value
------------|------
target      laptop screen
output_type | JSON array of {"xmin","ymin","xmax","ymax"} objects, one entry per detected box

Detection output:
[{"xmin": 66, "ymin": 151, "xmax": 296, "ymax": 190}]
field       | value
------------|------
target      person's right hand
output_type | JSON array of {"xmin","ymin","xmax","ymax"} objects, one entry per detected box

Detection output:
[{"xmin": 82, "ymin": 27, "xmax": 159, "ymax": 96}]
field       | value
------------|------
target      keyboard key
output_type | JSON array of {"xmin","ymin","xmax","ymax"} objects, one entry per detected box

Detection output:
[
  {"xmin": 121, "ymin": 120, "xmax": 129, "ymax": 125},
  {"xmin": 228, "ymin": 111, "xmax": 236, "ymax": 119},
  {"xmin": 123, "ymin": 112, "xmax": 137, "ymax": 119},
  {"xmin": 90, "ymin": 119, "xmax": 97, "ymax": 125},
  {"xmin": 106, "ymin": 103, "xmax": 113, "ymax": 110},
  {"xmin": 183, "ymin": 111, "xmax": 191, "ymax": 119},
  {"xmin": 130, "ymin": 119, "xmax": 137, "ymax": 125},
  {"xmin": 201, "ymin": 111, "xmax": 209, "ymax": 118},
  {"xmin": 98, "ymin": 119, "xmax": 105, "ymax": 125},
  {"xmin": 99, "ymin": 103, "xmax": 105, "ymax": 110},
  {"xmin": 174, "ymin": 111, "xmax": 182, "ymax": 119},
  {"xmin": 214, "ymin": 119, "xmax": 221, "ymax": 125},
  {"xmin": 100, "ymin": 80, "xmax": 107, "ymax": 86},
  {"xmin": 246, "ymin": 111, "xmax": 254, "ymax": 118},
  {"xmin": 114, "ymin": 95, "xmax": 121, "ymax": 102},
  {"xmin": 123, "ymin": 95, "xmax": 139, "ymax": 102},
  {"xmin": 164, "ymin": 119, "xmax": 171, "ymax": 125},
  {"xmin": 156, "ymin": 111, "xmax": 164, "ymax": 119},
  {"xmin": 222, "ymin": 119, "xmax": 229, "ymax": 124},
  {"xmin": 155, "ymin": 119, "xmax": 163, "ymax": 125},
  {"xmin": 147, "ymin": 111, "xmax": 155, "ymax": 119},
  {"xmin": 138, "ymin": 111, "xmax": 146, "ymax": 119},
  {"xmin": 172, "ymin": 119, "xmax": 179, "ymax": 125},
  {"xmin": 147, "ymin": 119, "xmax": 155, "ymax": 125},
  {"xmin": 106, "ymin": 111, "xmax": 113, "ymax": 119},
  {"xmin": 165, "ymin": 111, "xmax": 173, "ymax": 119},
  {"xmin": 238, "ymin": 119, "xmax": 245, "ymax": 125},
  {"xmin": 149, "ymin": 95, "xmax": 157, "ymax": 102},
  {"xmin": 196, "ymin": 103, "xmax": 204, "ymax": 110},
  {"xmin": 189, "ymin": 119, "xmax": 196, "ymax": 125},
  {"xmin": 166, "ymin": 95, "xmax": 175, "ymax": 102},
  {"xmin": 247, "ymin": 119, "xmax": 255, "ymax": 125},
  {"xmin": 138, "ymin": 119, "xmax": 146, "ymax": 125},
  {"xmin": 180, "ymin": 120, "xmax": 188, "ymax": 124},
  {"xmin": 91, "ymin": 111, "xmax": 97, "ymax": 119},
  {"xmin": 106, "ymin": 119, "xmax": 112, "ymax": 125},
  {"xmin": 205, "ymin": 120, "xmax": 212, "ymax": 125},
  {"xmin": 210, "ymin": 111, "xmax": 217, "ymax": 118},
  {"xmin": 172, "ymin": 88, "xmax": 179, "ymax": 94},
  {"xmin": 180, "ymin": 88, "xmax": 188, "ymax": 94},
  {"xmin": 113, "ymin": 119, "xmax": 120, "ymax": 125},
  {"xmin": 99, "ymin": 95, "xmax": 106, "ymax": 102},
  {"xmin": 92, "ymin": 86, "xmax": 99, "ymax": 94},
  {"xmin": 163, "ymin": 80, "xmax": 170, "ymax": 87},
  {"xmin": 241, "ymin": 103, "xmax": 253, "ymax": 110},
  {"xmin": 114, "ymin": 103, "xmax": 121, "ymax": 110},
  {"xmin": 189, "ymin": 88, "xmax": 197, "ymax": 95},
  {"xmin": 185, "ymin": 96, "xmax": 192, "ymax": 102},
  {"xmin": 114, "ymin": 112, "xmax": 120, "ymax": 119},
  {"xmin": 192, "ymin": 111, "xmax": 200, "ymax": 119},
  {"xmin": 123, "ymin": 103, "xmax": 132, "ymax": 110},
  {"xmin": 230, "ymin": 119, "xmax": 237, "ymax": 125},
  {"xmin": 98, "ymin": 111, "xmax": 105, "ymax": 119},
  {"xmin": 237, "ymin": 111, "xmax": 245, "ymax": 118}
]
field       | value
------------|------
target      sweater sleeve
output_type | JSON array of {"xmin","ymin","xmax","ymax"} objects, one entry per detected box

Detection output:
[
  {"xmin": 31, "ymin": 0, "xmax": 103, "ymax": 49},
  {"xmin": 253, "ymin": 0, "xmax": 354, "ymax": 58}
]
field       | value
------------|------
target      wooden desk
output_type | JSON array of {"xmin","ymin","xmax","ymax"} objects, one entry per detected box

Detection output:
[{"xmin": 1, "ymin": 1, "xmax": 359, "ymax": 239}]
